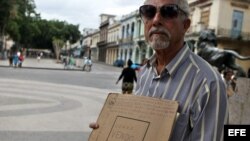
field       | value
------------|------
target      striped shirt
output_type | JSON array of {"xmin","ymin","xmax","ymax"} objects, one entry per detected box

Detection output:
[{"xmin": 135, "ymin": 43, "xmax": 228, "ymax": 141}]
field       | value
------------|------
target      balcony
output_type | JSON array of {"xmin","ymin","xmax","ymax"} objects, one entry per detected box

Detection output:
[
  {"xmin": 232, "ymin": 0, "xmax": 250, "ymax": 4},
  {"xmin": 186, "ymin": 25, "xmax": 250, "ymax": 41},
  {"xmin": 119, "ymin": 36, "xmax": 134, "ymax": 44},
  {"xmin": 97, "ymin": 40, "xmax": 107, "ymax": 47},
  {"xmin": 107, "ymin": 41, "xmax": 119, "ymax": 48},
  {"xmin": 217, "ymin": 28, "xmax": 250, "ymax": 41}
]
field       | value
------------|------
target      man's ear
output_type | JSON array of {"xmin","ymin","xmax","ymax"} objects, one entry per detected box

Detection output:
[{"xmin": 183, "ymin": 18, "xmax": 191, "ymax": 31}]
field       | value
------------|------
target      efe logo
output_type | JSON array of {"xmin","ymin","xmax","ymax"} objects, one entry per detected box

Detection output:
[
  {"xmin": 224, "ymin": 125, "xmax": 250, "ymax": 140},
  {"xmin": 228, "ymin": 129, "xmax": 246, "ymax": 136}
]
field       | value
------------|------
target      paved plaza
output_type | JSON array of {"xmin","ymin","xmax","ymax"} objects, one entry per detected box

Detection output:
[
  {"xmin": 0, "ymin": 78, "xmax": 111, "ymax": 141},
  {"xmin": 0, "ymin": 58, "xmax": 122, "ymax": 141}
]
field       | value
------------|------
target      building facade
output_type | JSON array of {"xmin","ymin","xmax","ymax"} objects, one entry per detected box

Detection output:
[
  {"xmin": 187, "ymin": 0, "xmax": 250, "ymax": 73},
  {"xmin": 106, "ymin": 20, "xmax": 120, "ymax": 65},
  {"xmin": 80, "ymin": 0, "xmax": 250, "ymax": 72},
  {"xmin": 133, "ymin": 10, "xmax": 153, "ymax": 64},
  {"xmin": 97, "ymin": 14, "xmax": 116, "ymax": 62},
  {"xmin": 90, "ymin": 30, "xmax": 100, "ymax": 61},
  {"xmin": 119, "ymin": 10, "xmax": 153, "ymax": 65},
  {"xmin": 82, "ymin": 34, "xmax": 92, "ymax": 58}
]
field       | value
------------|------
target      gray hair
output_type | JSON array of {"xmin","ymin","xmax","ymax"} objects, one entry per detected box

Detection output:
[
  {"xmin": 143, "ymin": 0, "xmax": 190, "ymax": 17},
  {"xmin": 177, "ymin": 0, "xmax": 190, "ymax": 17}
]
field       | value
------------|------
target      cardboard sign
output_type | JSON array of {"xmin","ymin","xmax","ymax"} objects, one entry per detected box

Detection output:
[{"xmin": 88, "ymin": 93, "xmax": 179, "ymax": 141}]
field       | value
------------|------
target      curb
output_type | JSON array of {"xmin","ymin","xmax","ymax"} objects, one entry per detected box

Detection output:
[{"xmin": 0, "ymin": 65, "xmax": 84, "ymax": 71}]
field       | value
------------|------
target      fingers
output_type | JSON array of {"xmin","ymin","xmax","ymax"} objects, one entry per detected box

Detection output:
[{"xmin": 89, "ymin": 122, "xmax": 99, "ymax": 129}]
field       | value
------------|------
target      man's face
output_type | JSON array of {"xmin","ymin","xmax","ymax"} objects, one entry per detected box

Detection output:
[{"xmin": 140, "ymin": 0, "xmax": 190, "ymax": 50}]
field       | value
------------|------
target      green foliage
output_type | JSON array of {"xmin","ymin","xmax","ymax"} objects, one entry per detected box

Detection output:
[
  {"xmin": 0, "ymin": 0, "xmax": 14, "ymax": 34},
  {"xmin": 0, "ymin": 0, "xmax": 81, "ymax": 52},
  {"xmin": 30, "ymin": 19, "xmax": 81, "ymax": 51},
  {"xmin": 6, "ymin": 21, "xmax": 20, "ymax": 41}
]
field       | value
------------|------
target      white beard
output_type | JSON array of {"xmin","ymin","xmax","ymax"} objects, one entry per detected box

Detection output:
[{"xmin": 149, "ymin": 35, "xmax": 170, "ymax": 50}]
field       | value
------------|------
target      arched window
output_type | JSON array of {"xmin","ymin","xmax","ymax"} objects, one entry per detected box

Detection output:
[
  {"xmin": 126, "ymin": 24, "xmax": 130, "ymax": 37},
  {"xmin": 131, "ymin": 22, "xmax": 135, "ymax": 38},
  {"xmin": 122, "ymin": 26, "xmax": 125, "ymax": 38}
]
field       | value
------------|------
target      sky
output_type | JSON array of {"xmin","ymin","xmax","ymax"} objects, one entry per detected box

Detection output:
[{"xmin": 35, "ymin": 0, "xmax": 145, "ymax": 32}]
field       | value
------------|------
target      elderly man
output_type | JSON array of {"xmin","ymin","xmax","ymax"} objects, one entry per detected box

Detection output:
[{"xmin": 90, "ymin": 0, "xmax": 228, "ymax": 141}]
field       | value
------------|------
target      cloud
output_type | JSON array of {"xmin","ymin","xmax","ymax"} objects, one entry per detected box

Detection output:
[{"xmin": 35, "ymin": 0, "xmax": 144, "ymax": 31}]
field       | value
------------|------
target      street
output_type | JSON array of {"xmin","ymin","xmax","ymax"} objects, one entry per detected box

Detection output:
[{"xmin": 0, "ymin": 58, "xmax": 124, "ymax": 141}]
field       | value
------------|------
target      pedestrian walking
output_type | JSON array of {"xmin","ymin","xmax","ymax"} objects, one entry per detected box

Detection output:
[
  {"xmin": 90, "ymin": 0, "xmax": 228, "ymax": 141},
  {"xmin": 116, "ymin": 59, "xmax": 137, "ymax": 94},
  {"xmin": 12, "ymin": 52, "xmax": 19, "ymax": 68},
  {"xmin": 37, "ymin": 52, "xmax": 43, "ymax": 62},
  {"xmin": 68, "ymin": 55, "xmax": 75, "ymax": 69},
  {"xmin": 63, "ymin": 56, "xmax": 69, "ymax": 69},
  {"xmin": 222, "ymin": 69, "xmax": 236, "ymax": 97},
  {"xmin": 37, "ymin": 53, "xmax": 41, "ymax": 62},
  {"xmin": 18, "ymin": 53, "xmax": 24, "ymax": 68},
  {"xmin": 8, "ymin": 51, "xmax": 13, "ymax": 67}
]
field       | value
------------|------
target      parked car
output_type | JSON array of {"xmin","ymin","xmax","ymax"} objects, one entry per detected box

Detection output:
[{"xmin": 113, "ymin": 59, "xmax": 124, "ymax": 67}]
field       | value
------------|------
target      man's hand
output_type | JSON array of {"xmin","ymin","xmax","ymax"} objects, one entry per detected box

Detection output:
[{"xmin": 89, "ymin": 122, "xmax": 99, "ymax": 129}]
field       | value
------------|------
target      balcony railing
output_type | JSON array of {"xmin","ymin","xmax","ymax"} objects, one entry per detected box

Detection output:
[
  {"xmin": 217, "ymin": 28, "xmax": 250, "ymax": 40},
  {"xmin": 107, "ymin": 41, "xmax": 119, "ymax": 48},
  {"xmin": 119, "ymin": 36, "xmax": 134, "ymax": 44},
  {"xmin": 97, "ymin": 40, "xmax": 106, "ymax": 46},
  {"xmin": 187, "ymin": 25, "xmax": 250, "ymax": 41}
]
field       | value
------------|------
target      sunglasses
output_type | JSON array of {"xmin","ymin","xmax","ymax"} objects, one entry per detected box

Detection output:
[{"xmin": 139, "ymin": 4, "xmax": 187, "ymax": 20}]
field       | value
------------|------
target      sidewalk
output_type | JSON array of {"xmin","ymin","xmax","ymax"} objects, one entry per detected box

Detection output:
[
  {"xmin": 0, "ymin": 58, "xmax": 80, "ymax": 70},
  {"xmin": 0, "ymin": 58, "xmax": 123, "ymax": 72}
]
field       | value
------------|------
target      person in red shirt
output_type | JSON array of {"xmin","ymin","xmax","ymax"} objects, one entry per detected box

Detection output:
[{"xmin": 18, "ymin": 53, "xmax": 24, "ymax": 68}]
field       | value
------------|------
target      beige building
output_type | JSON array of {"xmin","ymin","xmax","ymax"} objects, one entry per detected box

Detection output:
[
  {"xmin": 82, "ymin": 34, "xmax": 92, "ymax": 58},
  {"xmin": 90, "ymin": 31, "xmax": 100, "ymax": 61},
  {"xmin": 187, "ymin": 0, "xmax": 250, "ymax": 74},
  {"xmin": 106, "ymin": 20, "xmax": 120, "ymax": 65},
  {"xmin": 97, "ymin": 14, "xmax": 116, "ymax": 62}
]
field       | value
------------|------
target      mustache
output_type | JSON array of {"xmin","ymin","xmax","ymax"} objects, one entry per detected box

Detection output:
[{"xmin": 149, "ymin": 27, "xmax": 170, "ymax": 37}]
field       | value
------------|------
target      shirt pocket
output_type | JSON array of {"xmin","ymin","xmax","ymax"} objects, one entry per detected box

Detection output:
[{"xmin": 169, "ymin": 113, "xmax": 189, "ymax": 141}]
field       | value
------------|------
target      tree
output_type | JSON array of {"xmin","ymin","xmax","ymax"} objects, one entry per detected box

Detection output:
[
  {"xmin": 32, "ymin": 20, "xmax": 81, "ymax": 54},
  {"xmin": 52, "ymin": 37, "xmax": 65, "ymax": 62},
  {"xmin": 0, "ymin": 0, "xmax": 16, "ymax": 52},
  {"xmin": 0, "ymin": 0, "xmax": 81, "ymax": 58},
  {"xmin": 0, "ymin": 0, "xmax": 38, "ymax": 53}
]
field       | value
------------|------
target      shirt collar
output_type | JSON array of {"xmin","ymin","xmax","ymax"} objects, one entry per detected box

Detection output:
[{"xmin": 146, "ymin": 42, "xmax": 191, "ymax": 77}]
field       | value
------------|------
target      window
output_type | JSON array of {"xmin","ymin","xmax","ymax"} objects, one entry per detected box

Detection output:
[
  {"xmin": 122, "ymin": 26, "xmax": 125, "ymax": 38},
  {"xmin": 231, "ymin": 10, "xmax": 243, "ymax": 38},
  {"xmin": 200, "ymin": 7, "xmax": 210, "ymax": 27},
  {"xmin": 126, "ymin": 24, "xmax": 130, "ymax": 37},
  {"xmin": 131, "ymin": 22, "xmax": 135, "ymax": 38}
]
